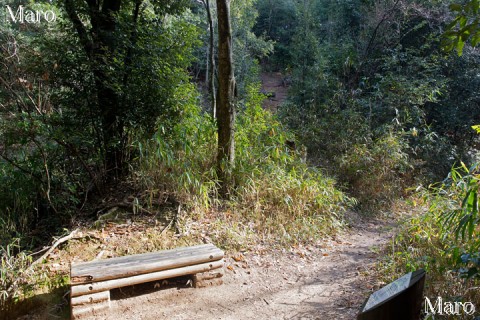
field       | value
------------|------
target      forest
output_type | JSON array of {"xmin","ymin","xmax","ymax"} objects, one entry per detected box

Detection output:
[{"xmin": 0, "ymin": 0, "xmax": 479, "ymax": 318}]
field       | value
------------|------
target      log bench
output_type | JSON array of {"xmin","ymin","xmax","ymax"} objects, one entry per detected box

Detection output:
[{"xmin": 70, "ymin": 244, "xmax": 224, "ymax": 319}]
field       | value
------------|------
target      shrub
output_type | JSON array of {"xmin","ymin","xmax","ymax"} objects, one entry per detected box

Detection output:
[
  {"xmin": 232, "ymin": 84, "xmax": 349, "ymax": 244},
  {"xmin": 376, "ymin": 162, "xmax": 480, "ymax": 319},
  {"xmin": 133, "ymin": 82, "xmax": 218, "ymax": 208},
  {"xmin": 0, "ymin": 240, "xmax": 33, "ymax": 315},
  {"xmin": 338, "ymin": 130, "xmax": 411, "ymax": 212},
  {"xmin": 134, "ymin": 83, "xmax": 350, "ymax": 247}
]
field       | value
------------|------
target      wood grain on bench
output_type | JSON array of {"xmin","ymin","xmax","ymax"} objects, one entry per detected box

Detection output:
[
  {"xmin": 71, "ymin": 244, "xmax": 224, "ymax": 284},
  {"xmin": 70, "ymin": 243, "xmax": 224, "ymax": 318}
]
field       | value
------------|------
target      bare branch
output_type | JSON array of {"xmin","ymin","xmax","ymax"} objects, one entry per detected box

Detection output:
[{"xmin": 29, "ymin": 229, "xmax": 79, "ymax": 269}]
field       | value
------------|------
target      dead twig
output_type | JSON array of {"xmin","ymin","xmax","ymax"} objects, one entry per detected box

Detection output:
[
  {"xmin": 174, "ymin": 204, "xmax": 181, "ymax": 234},
  {"xmin": 160, "ymin": 218, "xmax": 174, "ymax": 235},
  {"xmin": 29, "ymin": 229, "xmax": 79, "ymax": 269},
  {"xmin": 158, "ymin": 203, "xmax": 181, "ymax": 235},
  {"xmin": 95, "ymin": 250, "xmax": 106, "ymax": 260}
]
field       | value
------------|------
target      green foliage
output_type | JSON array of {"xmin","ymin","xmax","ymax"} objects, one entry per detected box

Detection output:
[
  {"xmin": 232, "ymin": 84, "xmax": 349, "ymax": 242},
  {"xmin": 457, "ymin": 251, "xmax": 480, "ymax": 280},
  {"xmin": 276, "ymin": 0, "xmax": 480, "ymax": 211},
  {"xmin": 255, "ymin": 0, "xmax": 363, "ymax": 71},
  {"xmin": 377, "ymin": 206, "xmax": 480, "ymax": 319},
  {"xmin": 443, "ymin": 0, "xmax": 480, "ymax": 55},
  {"xmin": 338, "ymin": 131, "xmax": 411, "ymax": 211},
  {"xmin": 254, "ymin": 0, "xmax": 298, "ymax": 69},
  {"xmin": 0, "ymin": 19, "xmax": 84, "ymax": 244},
  {"xmin": 0, "ymin": 2, "xmax": 201, "ymax": 246},
  {"xmin": 2, "ymin": 0, "xmax": 480, "ymax": 314},
  {"xmin": 231, "ymin": 0, "xmax": 274, "ymax": 96},
  {"xmin": 425, "ymin": 161, "xmax": 480, "ymax": 280},
  {"xmin": 117, "ymin": 11, "xmax": 201, "ymax": 132},
  {"xmin": 0, "ymin": 161, "xmax": 41, "ymax": 245},
  {"xmin": 437, "ymin": 162, "xmax": 480, "ymax": 244},
  {"xmin": 136, "ymin": 83, "xmax": 350, "ymax": 246},
  {"xmin": 378, "ymin": 161, "xmax": 480, "ymax": 314},
  {"xmin": 0, "ymin": 240, "xmax": 33, "ymax": 314},
  {"xmin": 379, "ymin": 210, "xmax": 446, "ymax": 275},
  {"xmin": 134, "ymin": 83, "xmax": 218, "ymax": 207},
  {"xmin": 190, "ymin": 0, "xmax": 273, "ymax": 101}
]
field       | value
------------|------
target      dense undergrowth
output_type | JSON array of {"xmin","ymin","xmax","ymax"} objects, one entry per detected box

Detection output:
[
  {"xmin": 1, "ymin": 0, "xmax": 480, "ymax": 318},
  {"xmin": 135, "ymin": 83, "xmax": 350, "ymax": 248},
  {"xmin": 0, "ymin": 84, "xmax": 351, "ymax": 316},
  {"xmin": 377, "ymin": 163, "xmax": 480, "ymax": 319}
]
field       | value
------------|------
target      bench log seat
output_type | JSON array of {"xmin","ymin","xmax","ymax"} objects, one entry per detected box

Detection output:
[{"xmin": 70, "ymin": 244, "xmax": 224, "ymax": 319}]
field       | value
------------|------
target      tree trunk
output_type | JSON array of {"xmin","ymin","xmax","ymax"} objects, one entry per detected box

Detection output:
[
  {"xmin": 203, "ymin": 0, "xmax": 217, "ymax": 118},
  {"xmin": 215, "ymin": 0, "xmax": 235, "ymax": 194},
  {"xmin": 65, "ymin": 0, "xmax": 124, "ymax": 179}
]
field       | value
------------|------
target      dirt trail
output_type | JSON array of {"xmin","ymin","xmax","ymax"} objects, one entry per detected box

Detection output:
[
  {"xmin": 83, "ymin": 216, "xmax": 397, "ymax": 320},
  {"xmin": 261, "ymin": 72, "xmax": 289, "ymax": 111}
]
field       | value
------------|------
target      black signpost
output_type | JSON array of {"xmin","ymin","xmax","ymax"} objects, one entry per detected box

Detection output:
[{"xmin": 357, "ymin": 269, "xmax": 426, "ymax": 320}]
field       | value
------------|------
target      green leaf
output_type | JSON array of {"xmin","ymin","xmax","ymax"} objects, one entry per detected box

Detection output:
[
  {"xmin": 456, "ymin": 39, "xmax": 465, "ymax": 55},
  {"xmin": 472, "ymin": 32, "xmax": 480, "ymax": 46},
  {"xmin": 461, "ymin": 31, "xmax": 471, "ymax": 41},
  {"xmin": 466, "ymin": 0, "xmax": 480, "ymax": 14},
  {"xmin": 444, "ymin": 30, "xmax": 459, "ymax": 39},
  {"xmin": 449, "ymin": 3, "xmax": 463, "ymax": 12}
]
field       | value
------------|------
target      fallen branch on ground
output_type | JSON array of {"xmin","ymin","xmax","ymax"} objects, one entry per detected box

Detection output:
[
  {"xmin": 28, "ymin": 229, "xmax": 101, "ymax": 269},
  {"xmin": 29, "ymin": 229, "xmax": 79, "ymax": 269}
]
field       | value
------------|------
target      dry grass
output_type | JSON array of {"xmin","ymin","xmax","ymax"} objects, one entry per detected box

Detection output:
[{"xmin": 373, "ymin": 197, "xmax": 480, "ymax": 319}]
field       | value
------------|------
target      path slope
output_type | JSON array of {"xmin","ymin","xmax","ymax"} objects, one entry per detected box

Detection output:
[{"xmin": 84, "ymin": 217, "xmax": 395, "ymax": 320}]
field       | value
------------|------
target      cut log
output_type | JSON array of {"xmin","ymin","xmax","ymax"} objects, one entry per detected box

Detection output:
[
  {"xmin": 193, "ymin": 271, "xmax": 224, "ymax": 282},
  {"xmin": 71, "ymin": 291, "xmax": 110, "ymax": 306},
  {"xmin": 194, "ymin": 277, "xmax": 224, "ymax": 288},
  {"xmin": 193, "ymin": 271, "xmax": 224, "ymax": 288},
  {"xmin": 71, "ymin": 260, "xmax": 224, "ymax": 297},
  {"xmin": 71, "ymin": 300, "xmax": 110, "ymax": 319},
  {"xmin": 71, "ymin": 244, "xmax": 224, "ymax": 284}
]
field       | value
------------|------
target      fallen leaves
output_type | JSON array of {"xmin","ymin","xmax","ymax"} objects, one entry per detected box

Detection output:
[{"xmin": 232, "ymin": 253, "xmax": 245, "ymax": 262}]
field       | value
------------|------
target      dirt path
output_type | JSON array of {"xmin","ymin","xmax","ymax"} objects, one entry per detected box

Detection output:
[
  {"xmin": 83, "ymin": 216, "xmax": 397, "ymax": 320},
  {"xmin": 261, "ymin": 72, "xmax": 289, "ymax": 111}
]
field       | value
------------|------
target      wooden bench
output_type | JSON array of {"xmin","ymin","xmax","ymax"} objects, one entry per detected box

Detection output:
[{"xmin": 70, "ymin": 244, "xmax": 224, "ymax": 319}]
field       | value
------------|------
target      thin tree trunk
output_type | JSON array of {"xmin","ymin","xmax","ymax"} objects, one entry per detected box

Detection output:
[
  {"xmin": 215, "ymin": 0, "xmax": 235, "ymax": 194},
  {"xmin": 203, "ymin": 0, "xmax": 217, "ymax": 118}
]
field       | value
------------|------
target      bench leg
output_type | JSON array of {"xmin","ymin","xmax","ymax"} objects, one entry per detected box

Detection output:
[
  {"xmin": 71, "ymin": 290, "xmax": 110, "ymax": 319},
  {"xmin": 193, "ymin": 270, "xmax": 224, "ymax": 288}
]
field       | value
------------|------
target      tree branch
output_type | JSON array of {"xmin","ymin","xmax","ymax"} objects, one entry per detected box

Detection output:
[
  {"xmin": 0, "ymin": 153, "xmax": 43, "ymax": 183},
  {"xmin": 29, "ymin": 229, "xmax": 79, "ymax": 269},
  {"xmin": 64, "ymin": 0, "xmax": 93, "ymax": 58},
  {"xmin": 363, "ymin": 0, "xmax": 402, "ymax": 60}
]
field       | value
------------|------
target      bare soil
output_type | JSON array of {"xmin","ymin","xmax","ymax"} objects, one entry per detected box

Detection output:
[
  {"xmin": 78, "ymin": 215, "xmax": 397, "ymax": 320},
  {"xmin": 261, "ymin": 72, "xmax": 289, "ymax": 111}
]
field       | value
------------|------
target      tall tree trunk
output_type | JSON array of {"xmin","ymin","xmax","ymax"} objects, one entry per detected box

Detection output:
[
  {"xmin": 203, "ymin": 0, "xmax": 217, "ymax": 118},
  {"xmin": 216, "ymin": 0, "xmax": 235, "ymax": 194},
  {"xmin": 65, "ymin": 0, "xmax": 124, "ymax": 179},
  {"xmin": 93, "ymin": 0, "xmax": 123, "ymax": 178}
]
